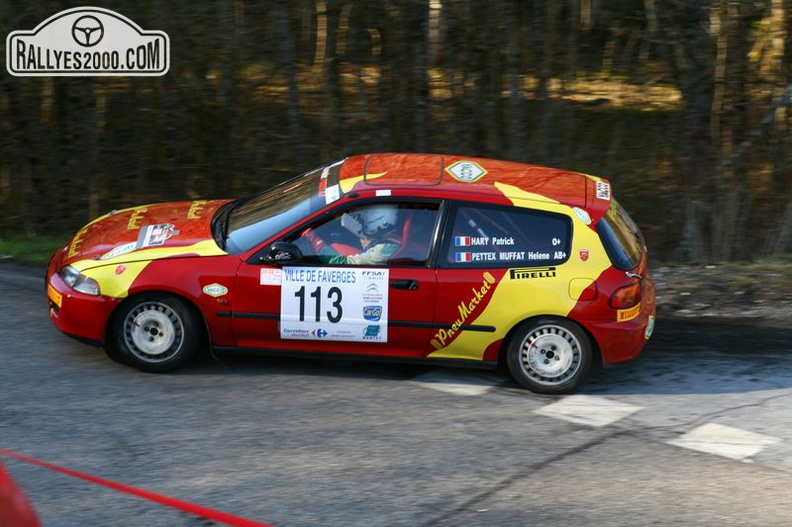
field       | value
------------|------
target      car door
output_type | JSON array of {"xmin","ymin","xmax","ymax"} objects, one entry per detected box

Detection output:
[
  {"xmin": 429, "ymin": 201, "xmax": 574, "ymax": 362},
  {"xmin": 229, "ymin": 200, "xmax": 441, "ymax": 358}
]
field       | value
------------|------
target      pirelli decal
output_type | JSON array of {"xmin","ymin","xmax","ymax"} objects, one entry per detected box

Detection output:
[
  {"xmin": 509, "ymin": 266, "xmax": 557, "ymax": 280},
  {"xmin": 617, "ymin": 304, "xmax": 641, "ymax": 322}
]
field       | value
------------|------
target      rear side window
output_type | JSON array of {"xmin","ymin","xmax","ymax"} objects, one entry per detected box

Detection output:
[
  {"xmin": 442, "ymin": 203, "xmax": 571, "ymax": 268},
  {"xmin": 597, "ymin": 199, "xmax": 644, "ymax": 270}
]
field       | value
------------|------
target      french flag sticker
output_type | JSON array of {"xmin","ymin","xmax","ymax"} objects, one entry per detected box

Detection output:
[
  {"xmin": 455, "ymin": 236, "xmax": 471, "ymax": 246},
  {"xmin": 455, "ymin": 252, "xmax": 472, "ymax": 262}
]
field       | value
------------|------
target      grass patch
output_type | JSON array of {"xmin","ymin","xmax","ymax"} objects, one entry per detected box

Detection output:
[{"xmin": 0, "ymin": 236, "xmax": 67, "ymax": 265}]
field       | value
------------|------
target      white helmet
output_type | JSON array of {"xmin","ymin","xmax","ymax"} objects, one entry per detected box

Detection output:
[{"xmin": 342, "ymin": 205, "xmax": 399, "ymax": 237}]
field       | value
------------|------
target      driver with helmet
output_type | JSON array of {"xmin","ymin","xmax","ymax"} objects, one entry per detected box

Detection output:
[{"xmin": 301, "ymin": 204, "xmax": 401, "ymax": 265}]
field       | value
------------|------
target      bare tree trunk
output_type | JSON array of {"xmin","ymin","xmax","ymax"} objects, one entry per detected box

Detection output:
[
  {"xmin": 507, "ymin": 0, "xmax": 527, "ymax": 161},
  {"xmin": 469, "ymin": 0, "xmax": 504, "ymax": 157},
  {"xmin": 322, "ymin": 0, "xmax": 346, "ymax": 158},
  {"xmin": 652, "ymin": 0, "xmax": 716, "ymax": 262},
  {"xmin": 375, "ymin": 4, "xmax": 393, "ymax": 150},
  {"xmin": 409, "ymin": 0, "xmax": 430, "ymax": 152},
  {"xmin": 770, "ymin": 0, "xmax": 790, "ymax": 198},
  {"xmin": 441, "ymin": 1, "xmax": 471, "ymax": 153},
  {"xmin": 532, "ymin": 1, "xmax": 551, "ymax": 164},
  {"xmin": 346, "ymin": 4, "xmax": 376, "ymax": 151},
  {"xmin": 88, "ymin": 80, "xmax": 104, "ymax": 221},
  {"xmin": 275, "ymin": 0, "xmax": 305, "ymax": 171},
  {"xmin": 2, "ymin": 80, "xmax": 40, "ymax": 235},
  {"xmin": 710, "ymin": 0, "xmax": 734, "ymax": 262},
  {"xmin": 219, "ymin": 0, "xmax": 242, "ymax": 193},
  {"xmin": 769, "ymin": 202, "xmax": 792, "ymax": 255}
]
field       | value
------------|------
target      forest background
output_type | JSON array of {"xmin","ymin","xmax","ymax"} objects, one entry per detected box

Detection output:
[{"xmin": 1, "ymin": 0, "xmax": 790, "ymax": 264}]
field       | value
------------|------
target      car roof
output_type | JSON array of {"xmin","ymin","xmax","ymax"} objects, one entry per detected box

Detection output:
[{"xmin": 337, "ymin": 153, "xmax": 606, "ymax": 210}]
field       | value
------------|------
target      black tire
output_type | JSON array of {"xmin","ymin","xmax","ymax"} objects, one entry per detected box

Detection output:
[
  {"xmin": 506, "ymin": 318, "xmax": 593, "ymax": 394},
  {"xmin": 109, "ymin": 293, "xmax": 201, "ymax": 373},
  {"xmin": 102, "ymin": 341, "xmax": 127, "ymax": 365}
]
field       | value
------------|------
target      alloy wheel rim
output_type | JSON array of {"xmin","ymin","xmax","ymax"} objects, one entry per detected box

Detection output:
[
  {"xmin": 123, "ymin": 302, "xmax": 183, "ymax": 362},
  {"xmin": 520, "ymin": 325, "xmax": 581, "ymax": 385}
]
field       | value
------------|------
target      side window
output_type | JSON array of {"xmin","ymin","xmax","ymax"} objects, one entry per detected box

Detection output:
[
  {"xmin": 443, "ymin": 204, "xmax": 571, "ymax": 267},
  {"xmin": 288, "ymin": 202, "xmax": 440, "ymax": 267}
]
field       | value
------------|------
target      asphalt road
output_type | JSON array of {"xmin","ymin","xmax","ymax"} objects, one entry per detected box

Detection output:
[{"xmin": 2, "ymin": 261, "xmax": 792, "ymax": 526}]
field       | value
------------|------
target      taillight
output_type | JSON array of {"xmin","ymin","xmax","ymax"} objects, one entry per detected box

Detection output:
[{"xmin": 609, "ymin": 280, "xmax": 642, "ymax": 309}]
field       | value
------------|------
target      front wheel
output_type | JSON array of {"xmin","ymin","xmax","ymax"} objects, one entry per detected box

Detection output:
[
  {"xmin": 506, "ymin": 318, "xmax": 592, "ymax": 394},
  {"xmin": 109, "ymin": 294, "xmax": 201, "ymax": 373}
]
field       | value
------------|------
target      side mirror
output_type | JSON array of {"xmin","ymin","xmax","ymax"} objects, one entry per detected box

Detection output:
[{"xmin": 260, "ymin": 242, "xmax": 303, "ymax": 265}]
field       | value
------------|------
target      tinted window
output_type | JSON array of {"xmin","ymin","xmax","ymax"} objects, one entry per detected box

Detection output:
[
  {"xmin": 597, "ymin": 199, "xmax": 644, "ymax": 270},
  {"xmin": 443, "ymin": 204, "xmax": 571, "ymax": 268}
]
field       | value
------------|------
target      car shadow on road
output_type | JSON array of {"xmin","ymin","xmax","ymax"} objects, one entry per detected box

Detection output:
[
  {"xmin": 580, "ymin": 318, "xmax": 792, "ymax": 395},
  {"xmin": 180, "ymin": 318, "xmax": 792, "ymax": 397},
  {"xmin": 187, "ymin": 349, "xmax": 439, "ymax": 382}
]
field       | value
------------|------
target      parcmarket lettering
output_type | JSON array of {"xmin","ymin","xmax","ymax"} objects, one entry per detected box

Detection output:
[{"xmin": 431, "ymin": 271, "xmax": 496, "ymax": 350}]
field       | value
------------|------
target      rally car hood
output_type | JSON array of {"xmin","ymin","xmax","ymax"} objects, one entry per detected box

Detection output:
[{"xmin": 60, "ymin": 199, "xmax": 233, "ymax": 269}]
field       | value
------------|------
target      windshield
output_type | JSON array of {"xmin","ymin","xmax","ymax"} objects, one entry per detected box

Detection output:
[
  {"xmin": 225, "ymin": 165, "xmax": 334, "ymax": 253},
  {"xmin": 596, "ymin": 198, "xmax": 644, "ymax": 270}
]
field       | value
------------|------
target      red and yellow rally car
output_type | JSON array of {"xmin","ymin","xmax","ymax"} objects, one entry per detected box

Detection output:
[{"xmin": 47, "ymin": 153, "xmax": 655, "ymax": 394}]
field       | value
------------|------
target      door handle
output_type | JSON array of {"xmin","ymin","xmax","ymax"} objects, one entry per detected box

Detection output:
[{"xmin": 390, "ymin": 279, "xmax": 419, "ymax": 290}]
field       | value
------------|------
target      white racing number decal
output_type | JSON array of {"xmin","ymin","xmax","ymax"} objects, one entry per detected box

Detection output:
[{"xmin": 280, "ymin": 267, "xmax": 389, "ymax": 342}]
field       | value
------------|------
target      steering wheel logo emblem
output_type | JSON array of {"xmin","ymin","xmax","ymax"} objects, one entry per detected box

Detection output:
[{"xmin": 71, "ymin": 15, "xmax": 104, "ymax": 47}]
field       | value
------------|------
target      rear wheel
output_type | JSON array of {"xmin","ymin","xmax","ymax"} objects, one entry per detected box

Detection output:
[
  {"xmin": 109, "ymin": 294, "xmax": 201, "ymax": 373},
  {"xmin": 506, "ymin": 318, "xmax": 592, "ymax": 394}
]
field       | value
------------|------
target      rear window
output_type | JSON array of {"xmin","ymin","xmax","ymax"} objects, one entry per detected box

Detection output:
[{"xmin": 597, "ymin": 199, "xmax": 644, "ymax": 270}]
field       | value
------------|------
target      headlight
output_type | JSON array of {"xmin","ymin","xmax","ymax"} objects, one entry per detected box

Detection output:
[{"xmin": 59, "ymin": 266, "xmax": 101, "ymax": 296}]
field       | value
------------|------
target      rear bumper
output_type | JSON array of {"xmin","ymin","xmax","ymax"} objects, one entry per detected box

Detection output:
[{"xmin": 584, "ymin": 276, "xmax": 657, "ymax": 365}]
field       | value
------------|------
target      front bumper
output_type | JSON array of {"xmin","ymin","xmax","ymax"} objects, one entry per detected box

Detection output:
[{"xmin": 46, "ymin": 270, "xmax": 119, "ymax": 345}]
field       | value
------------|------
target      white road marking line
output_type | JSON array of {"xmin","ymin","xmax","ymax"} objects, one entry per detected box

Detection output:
[
  {"xmin": 667, "ymin": 423, "xmax": 781, "ymax": 461},
  {"xmin": 410, "ymin": 371, "xmax": 502, "ymax": 396},
  {"xmin": 534, "ymin": 395, "xmax": 643, "ymax": 427}
]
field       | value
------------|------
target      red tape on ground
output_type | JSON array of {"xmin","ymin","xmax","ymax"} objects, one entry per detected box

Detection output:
[{"xmin": 0, "ymin": 448, "xmax": 272, "ymax": 527}]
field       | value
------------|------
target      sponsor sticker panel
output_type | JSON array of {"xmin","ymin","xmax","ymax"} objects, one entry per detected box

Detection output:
[
  {"xmin": 596, "ymin": 181, "xmax": 612, "ymax": 200},
  {"xmin": 280, "ymin": 267, "xmax": 389, "ymax": 342},
  {"xmin": 445, "ymin": 160, "xmax": 487, "ymax": 182},
  {"xmin": 202, "ymin": 283, "xmax": 228, "ymax": 298},
  {"xmin": 452, "ymin": 232, "xmax": 568, "ymax": 265}
]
